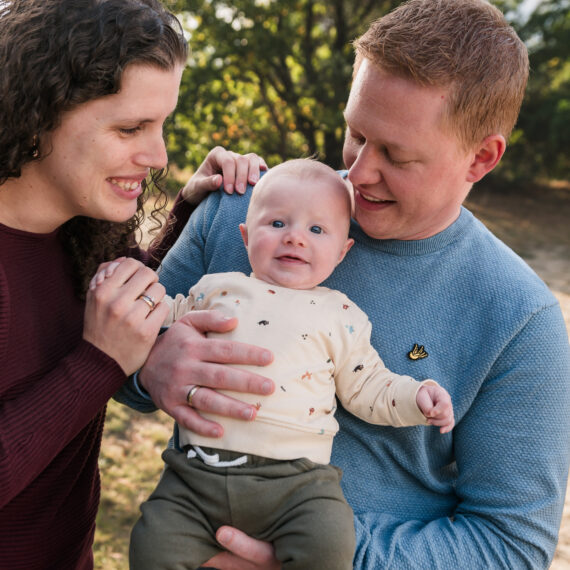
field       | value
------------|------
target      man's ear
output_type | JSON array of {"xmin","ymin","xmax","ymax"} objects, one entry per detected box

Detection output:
[
  {"xmin": 466, "ymin": 134, "xmax": 506, "ymax": 183},
  {"xmin": 239, "ymin": 223, "xmax": 249, "ymax": 248}
]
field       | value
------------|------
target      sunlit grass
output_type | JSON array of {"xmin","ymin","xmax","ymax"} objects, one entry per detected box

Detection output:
[{"xmin": 95, "ymin": 401, "xmax": 173, "ymax": 569}]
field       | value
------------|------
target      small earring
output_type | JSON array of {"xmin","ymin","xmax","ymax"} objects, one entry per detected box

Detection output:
[{"xmin": 30, "ymin": 135, "xmax": 40, "ymax": 158}]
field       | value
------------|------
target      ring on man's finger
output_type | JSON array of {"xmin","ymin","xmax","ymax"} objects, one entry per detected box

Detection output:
[
  {"xmin": 186, "ymin": 385, "xmax": 201, "ymax": 407},
  {"xmin": 137, "ymin": 293, "xmax": 156, "ymax": 310}
]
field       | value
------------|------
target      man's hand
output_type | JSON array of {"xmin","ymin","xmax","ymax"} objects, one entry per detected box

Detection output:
[
  {"xmin": 204, "ymin": 526, "xmax": 281, "ymax": 570},
  {"xmin": 139, "ymin": 310, "xmax": 274, "ymax": 437},
  {"xmin": 182, "ymin": 146, "xmax": 267, "ymax": 205}
]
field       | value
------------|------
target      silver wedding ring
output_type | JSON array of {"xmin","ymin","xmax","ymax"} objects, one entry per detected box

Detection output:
[
  {"xmin": 137, "ymin": 293, "xmax": 156, "ymax": 310},
  {"xmin": 186, "ymin": 385, "xmax": 201, "ymax": 407}
]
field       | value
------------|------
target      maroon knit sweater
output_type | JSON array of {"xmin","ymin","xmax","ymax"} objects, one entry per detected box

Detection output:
[{"xmin": 0, "ymin": 196, "xmax": 193, "ymax": 569}]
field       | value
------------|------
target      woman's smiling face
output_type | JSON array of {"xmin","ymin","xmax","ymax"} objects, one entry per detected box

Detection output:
[{"xmin": 27, "ymin": 63, "xmax": 183, "ymax": 229}]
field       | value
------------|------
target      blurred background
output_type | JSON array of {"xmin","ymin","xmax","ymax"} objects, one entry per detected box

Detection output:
[
  {"xmin": 95, "ymin": 1, "xmax": 570, "ymax": 567},
  {"xmin": 161, "ymin": 0, "xmax": 568, "ymax": 184}
]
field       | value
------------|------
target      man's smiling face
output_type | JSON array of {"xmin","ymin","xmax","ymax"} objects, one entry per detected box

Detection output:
[{"xmin": 343, "ymin": 58, "xmax": 476, "ymax": 241}]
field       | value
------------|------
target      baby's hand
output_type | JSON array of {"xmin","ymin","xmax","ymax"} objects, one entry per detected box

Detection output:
[
  {"xmin": 416, "ymin": 384, "xmax": 454, "ymax": 434},
  {"xmin": 89, "ymin": 257, "xmax": 126, "ymax": 290}
]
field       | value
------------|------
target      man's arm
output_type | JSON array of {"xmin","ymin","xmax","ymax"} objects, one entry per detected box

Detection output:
[{"xmin": 350, "ymin": 305, "xmax": 570, "ymax": 569}]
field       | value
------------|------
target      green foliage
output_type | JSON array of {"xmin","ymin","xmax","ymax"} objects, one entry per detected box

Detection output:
[
  {"xmin": 169, "ymin": 0, "xmax": 397, "ymax": 169},
  {"xmin": 167, "ymin": 0, "xmax": 569, "ymax": 184},
  {"xmin": 501, "ymin": 0, "xmax": 570, "ymax": 180}
]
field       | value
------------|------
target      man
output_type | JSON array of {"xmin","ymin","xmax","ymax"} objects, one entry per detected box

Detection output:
[{"xmin": 124, "ymin": 0, "xmax": 570, "ymax": 567}]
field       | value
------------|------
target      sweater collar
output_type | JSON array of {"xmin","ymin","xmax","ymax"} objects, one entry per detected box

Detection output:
[
  {"xmin": 0, "ymin": 220, "xmax": 60, "ymax": 240},
  {"xmin": 349, "ymin": 206, "xmax": 474, "ymax": 256}
]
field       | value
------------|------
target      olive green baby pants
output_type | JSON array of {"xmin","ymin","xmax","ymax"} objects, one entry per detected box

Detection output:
[{"xmin": 129, "ymin": 447, "xmax": 355, "ymax": 569}]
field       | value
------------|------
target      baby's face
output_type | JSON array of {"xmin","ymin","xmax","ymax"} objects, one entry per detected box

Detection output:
[{"xmin": 240, "ymin": 173, "xmax": 354, "ymax": 289}]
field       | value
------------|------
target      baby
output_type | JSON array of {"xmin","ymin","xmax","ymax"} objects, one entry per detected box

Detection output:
[{"xmin": 103, "ymin": 159, "xmax": 454, "ymax": 569}]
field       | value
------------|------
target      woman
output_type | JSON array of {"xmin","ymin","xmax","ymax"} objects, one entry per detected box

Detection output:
[{"xmin": 0, "ymin": 1, "xmax": 263, "ymax": 568}]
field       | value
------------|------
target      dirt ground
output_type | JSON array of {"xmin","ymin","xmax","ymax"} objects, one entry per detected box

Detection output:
[{"xmin": 465, "ymin": 179, "xmax": 570, "ymax": 568}]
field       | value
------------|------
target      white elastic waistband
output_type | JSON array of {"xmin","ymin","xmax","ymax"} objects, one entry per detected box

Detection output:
[{"xmin": 186, "ymin": 445, "xmax": 248, "ymax": 468}]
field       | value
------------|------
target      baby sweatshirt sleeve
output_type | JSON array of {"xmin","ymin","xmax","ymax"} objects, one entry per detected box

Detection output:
[{"xmin": 332, "ymin": 299, "xmax": 436, "ymax": 426}]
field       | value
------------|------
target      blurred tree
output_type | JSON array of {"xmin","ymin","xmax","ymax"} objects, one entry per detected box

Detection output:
[
  {"xmin": 501, "ymin": 0, "xmax": 570, "ymax": 180},
  {"xmin": 168, "ymin": 0, "xmax": 397, "ymax": 169},
  {"xmin": 166, "ymin": 0, "xmax": 569, "ymax": 183}
]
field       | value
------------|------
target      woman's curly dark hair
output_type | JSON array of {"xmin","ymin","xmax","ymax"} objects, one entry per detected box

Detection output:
[{"xmin": 0, "ymin": 0, "xmax": 188, "ymax": 296}]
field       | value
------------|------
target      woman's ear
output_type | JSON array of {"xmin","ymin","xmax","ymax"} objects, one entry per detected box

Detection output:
[{"xmin": 466, "ymin": 134, "xmax": 506, "ymax": 183}]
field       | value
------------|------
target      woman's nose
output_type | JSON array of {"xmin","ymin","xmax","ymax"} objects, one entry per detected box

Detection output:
[{"xmin": 134, "ymin": 132, "xmax": 168, "ymax": 170}]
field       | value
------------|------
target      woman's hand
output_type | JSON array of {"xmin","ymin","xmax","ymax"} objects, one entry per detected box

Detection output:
[
  {"xmin": 181, "ymin": 146, "xmax": 267, "ymax": 205},
  {"xmin": 139, "ymin": 310, "xmax": 275, "ymax": 437},
  {"xmin": 83, "ymin": 258, "xmax": 169, "ymax": 375},
  {"xmin": 204, "ymin": 526, "xmax": 281, "ymax": 570}
]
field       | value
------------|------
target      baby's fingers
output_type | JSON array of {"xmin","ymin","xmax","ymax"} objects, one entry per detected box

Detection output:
[
  {"xmin": 427, "ymin": 410, "xmax": 455, "ymax": 433},
  {"xmin": 89, "ymin": 257, "xmax": 126, "ymax": 290}
]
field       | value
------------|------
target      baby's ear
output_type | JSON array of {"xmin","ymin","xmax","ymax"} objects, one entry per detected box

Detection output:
[
  {"xmin": 239, "ymin": 223, "xmax": 249, "ymax": 247},
  {"xmin": 337, "ymin": 238, "xmax": 354, "ymax": 265}
]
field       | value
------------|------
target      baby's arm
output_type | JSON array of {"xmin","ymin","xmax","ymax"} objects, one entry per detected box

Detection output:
[
  {"xmin": 334, "ymin": 302, "xmax": 454, "ymax": 432},
  {"xmin": 416, "ymin": 384, "xmax": 454, "ymax": 433}
]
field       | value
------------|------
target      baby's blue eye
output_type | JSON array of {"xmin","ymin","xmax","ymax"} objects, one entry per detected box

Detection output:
[
  {"xmin": 310, "ymin": 225, "xmax": 322, "ymax": 234},
  {"xmin": 271, "ymin": 220, "xmax": 284, "ymax": 228}
]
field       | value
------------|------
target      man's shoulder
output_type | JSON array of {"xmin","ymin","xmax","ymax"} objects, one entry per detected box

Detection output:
[
  {"xmin": 464, "ymin": 212, "xmax": 556, "ymax": 304},
  {"xmin": 197, "ymin": 185, "xmax": 253, "ymax": 225},
  {"xmin": 192, "ymin": 189, "xmax": 253, "ymax": 271}
]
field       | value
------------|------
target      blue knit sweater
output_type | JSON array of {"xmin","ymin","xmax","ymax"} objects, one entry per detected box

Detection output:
[{"xmin": 125, "ymin": 181, "xmax": 570, "ymax": 569}]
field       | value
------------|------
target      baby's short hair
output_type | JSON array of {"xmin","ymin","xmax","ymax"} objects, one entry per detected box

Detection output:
[{"xmin": 248, "ymin": 158, "xmax": 351, "ymax": 224}]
